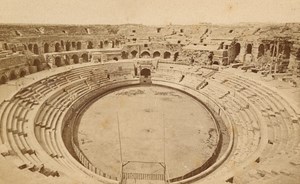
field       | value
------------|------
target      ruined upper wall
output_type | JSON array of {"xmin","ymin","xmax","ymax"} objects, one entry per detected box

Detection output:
[{"xmin": 0, "ymin": 23, "xmax": 298, "ymax": 41}]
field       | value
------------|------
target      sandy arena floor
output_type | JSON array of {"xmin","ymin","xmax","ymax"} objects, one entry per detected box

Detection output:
[{"xmin": 78, "ymin": 86, "xmax": 218, "ymax": 179}]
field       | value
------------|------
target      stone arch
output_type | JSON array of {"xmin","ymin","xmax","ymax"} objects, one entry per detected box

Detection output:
[
  {"xmin": 141, "ymin": 51, "xmax": 151, "ymax": 58},
  {"xmin": 66, "ymin": 41, "xmax": 71, "ymax": 51},
  {"xmin": 234, "ymin": 43, "xmax": 241, "ymax": 57},
  {"xmin": 0, "ymin": 74, "xmax": 8, "ymax": 84},
  {"xmin": 81, "ymin": 53, "xmax": 88, "ymax": 62},
  {"xmin": 121, "ymin": 51, "xmax": 128, "ymax": 59},
  {"xmin": 55, "ymin": 43, "xmax": 60, "ymax": 52},
  {"xmin": 33, "ymin": 44, "xmax": 39, "ymax": 55},
  {"xmin": 212, "ymin": 61, "xmax": 219, "ymax": 65},
  {"xmin": 104, "ymin": 41, "xmax": 109, "ymax": 48},
  {"xmin": 246, "ymin": 44, "xmax": 252, "ymax": 54},
  {"xmin": 9, "ymin": 70, "xmax": 18, "ymax": 80},
  {"xmin": 76, "ymin": 42, "xmax": 82, "ymax": 50},
  {"xmin": 115, "ymin": 40, "xmax": 120, "ymax": 48},
  {"xmin": 153, "ymin": 51, "xmax": 161, "ymax": 58},
  {"xmin": 72, "ymin": 55, "xmax": 79, "ymax": 64},
  {"xmin": 163, "ymin": 51, "xmax": 171, "ymax": 59},
  {"xmin": 140, "ymin": 68, "xmax": 151, "ymax": 78},
  {"xmin": 87, "ymin": 41, "xmax": 93, "ymax": 49},
  {"xmin": 55, "ymin": 57, "xmax": 63, "ymax": 67},
  {"xmin": 28, "ymin": 44, "xmax": 33, "ymax": 52},
  {"xmin": 174, "ymin": 52, "xmax": 179, "ymax": 61},
  {"xmin": 19, "ymin": 68, "xmax": 27, "ymax": 77},
  {"xmin": 44, "ymin": 43, "xmax": 49, "ymax": 53},
  {"xmin": 33, "ymin": 59, "xmax": 43, "ymax": 71},
  {"xmin": 131, "ymin": 50, "xmax": 138, "ymax": 58},
  {"xmin": 258, "ymin": 44, "xmax": 265, "ymax": 57}
]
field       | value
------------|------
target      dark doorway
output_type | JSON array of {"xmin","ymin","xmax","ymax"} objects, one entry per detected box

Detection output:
[
  {"xmin": 164, "ymin": 52, "xmax": 171, "ymax": 59},
  {"xmin": 77, "ymin": 42, "xmax": 82, "ymax": 50},
  {"xmin": 66, "ymin": 42, "xmax": 71, "ymax": 51},
  {"xmin": 44, "ymin": 43, "xmax": 49, "ymax": 53},
  {"xmin": 141, "ymin": 51, "xmax": 150, "ymax": 58},
  {"xmin": 140, "ymin": 68, "xmax": 151, "ymax": 78},
  {"xmin": 81, "ymin": 54, "xmax": 88, "ymax": 62},
  {"xmin": 246, "ymin": 44, "xmax": 252, "ymax": 54},
  {"xmin": 131, "ymin": 50, "xmax": 138, "ymax": 58},
  {"xmin": 174, "ymin": 52, "xmax": 179, "ymax": 61},
  {"xmin": 153, "ymin": 51, "xmax": 161, "ymax": 58},
  {"xmin": 55, "ymin": 43, "xmax": 60, "ymax": 52},
  {"xmin": 55, "ymin": 57, "xmax": 63, "ymax": 67},
  {"xmin": 72, "ymin": 55, "xmax": 79, "ymax": 64},
  {"xmin": 33, "ymin": 44, "xmax": 39, "ymax": 54},
  {"xmin": 121, "ymin": 51, "xmax": 128, "ymax": 59}
]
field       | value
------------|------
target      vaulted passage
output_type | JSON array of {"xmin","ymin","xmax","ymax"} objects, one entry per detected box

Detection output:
[
  {"xmin": 140, "ymin": 68, "xmax": 151, "ymax": 78},
  {"xmin": 164, "ymin": 52, "xmax": 171, "ymax": 59}
]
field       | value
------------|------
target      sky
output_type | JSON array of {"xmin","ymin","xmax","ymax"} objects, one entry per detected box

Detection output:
[{"xmin": 0, "ymin": 0, "xmax": 299, "ymax": 25}]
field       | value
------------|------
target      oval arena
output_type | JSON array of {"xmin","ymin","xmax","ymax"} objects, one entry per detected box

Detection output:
[{"xmin": 0, "ymin": 24, "xmax": 299, "ymax": 184}]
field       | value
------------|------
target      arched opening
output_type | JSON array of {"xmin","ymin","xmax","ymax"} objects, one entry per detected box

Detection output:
[
  {"xmin": 4, "ymin": 43, "xmax": 8, "ymax": 50},
  {"xmin": 131, "ymin": 50, "xmax": 138, "ymax": 58},
  {"xmin": 19, "ymin": 69, "xmax": 27, "ymax": 77},
  {"xmin": 246, "ymin": 44, "xmax": 252, "ymax": 54},
  {"xmin": 258, "ymin": 44, "xmax": 265, "ymax": 57},
  {"xmin": 163, "ymin": 51, "xmax": 171, "ymax": 59},
  {"xmin": 66, "ymin": 41, "xmax": 71, "ymax": 51},
  {"xmin": 153, "ymin": 51, "xmax": 161, "ymax": 58},
  {"xmin": 140, "ymin": 68, "xmax": 151, "ymax": 78},
  {"xmin": 141, "ymin": 51, "xmax": 151, "ymax": 58},
  {"xmin": 28, "ymin": 44, "xmax": 33, "ymax": 52},
  {"xmin": 72, "ymin": 55, "xmax": 79, "ymax": 64},
  {"xmin": 44, "ymin": 43, "xmax": 49, "ymax": 53},
  {"xmin": 113, "ymin": 57, "xmax": 118, "ymax": 61},
  {"xmin": 283, "ymin": 45, "xmax": 291, "ymax": 59},
  {"xmin": 212, "ymin": 61, "xmax": 219, "ymax": 65},
  {"xmin": 115, "ymin": 40, "xmax": 120, "ymax": 48},
  {"xmin": 33, "ymin": 59, "xmax": 43, "ymax": 71},
  {"xmin": 104, "ymin": 41, "xmax": 109, "ymax": 48},
  {"xmin": 76, "ymin": 42, "xmax": 82, "ymax": 50},
  {"xmin": 121, "ymin": 51, "xmax": 128, "ymax": 59},
  {"xmin": 55, "ymin": 43, "xmax": 60, "ymax": 52},
  {"xmin": 87, "ymin": 41, "xmax": 93, "ymax": 49},
  {"xmin": 23, "ymin": 44, "xmax": 27, "ymax": 50},
  {"xmin": 12, "ymin": 45, "xmax": 17, "ymax": 53},
  {"xmin": 100, "ymin": 41, "xmax": 103, "ymax": 48},
  {"xmin": 0, "ymin": 75, "xmax": 8, "ymax": 84},
  {"xmin": 81, "ymin": 53, "xmax": 88, "ymax": 62},
  {"xmin": 33, "ymin": 44, "xmax": 39, "ymax": 54},
  {"xmin": 235, "ymin": 43, "xmax": 241, "ymax": 58},
  {"xmin": 9, "ymin": 70, "xmax": 18, "ymax": 80},
  {"xmin": 174, "ymin": 52, "xmax": 179, "ymax": 61},
  {"xmin": 265, "ymin": 44, "xmax": 270, "ymax": 51},
  {"xmin": 55, "ymin": 57, "xmax": 63, "ymax": 67}
]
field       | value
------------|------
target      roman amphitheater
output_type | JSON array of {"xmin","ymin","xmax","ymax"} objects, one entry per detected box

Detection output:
[{"xmin": 0, "ymin": 23, "xmax": 299, "ymax": 184}]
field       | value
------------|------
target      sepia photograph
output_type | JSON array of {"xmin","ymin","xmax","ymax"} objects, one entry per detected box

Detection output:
[{"xmin": 0, "ymin": 0, "xmax": 299, "ymax": 183}]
